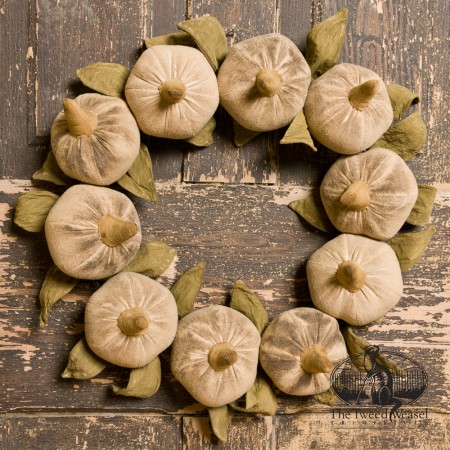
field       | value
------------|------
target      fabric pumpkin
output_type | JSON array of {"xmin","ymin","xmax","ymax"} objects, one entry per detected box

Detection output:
[
  {"xmin": 45, "ymin": 185, "xmax": 141, "ymax": 280},
  {"xmin": 51, "ymin": 93, "xmax": 140, "ymax": 185},
  {"xmin": 260, "ymin": 308, "xmax": 347, "ymax": 396},
  {"xmin": 304, "ymin": 63, "xmax": 393, "ymax": 154},
  {"xmin": 170, "ymin": 305, "xmax": 261, "ymax": 407},
  {"xmin": 307, "ymin": 234, "xmax": 403, "ymax": 325},
  {"xmin": 217, "ymin": 33, "xmax": 311, "ymax": 132},
  {"xmin": 125, "ymin": 45, "xmax": 219, "ymax": 139},
  {"xmin": 321, "ymin": 147, "xmax": 418, "ymax": 240}
]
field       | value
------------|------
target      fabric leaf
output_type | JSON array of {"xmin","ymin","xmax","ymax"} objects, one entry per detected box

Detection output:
[
  {"xmin": 186, "ymin": 117, "xmax": 216, "ymax": 147},
  {"xmin": 145, "ymin": 31, "xmax": 195, "ymax": 48},
  {"xmin": 122, "ymin": 240, "xmax": 177, "ymax": 278},
  {"xmin": 289, "ymin": 195, "xmax": 335, "ymax": 233},
  {"xmin": 406, "ymin": 185, "xmax": 437, "ymax": 226},
  {"xmin": 112, "ymin": 356, "xmax": 161, "ymax": 398},
  {"xmin": 14, "ymin": 190, "xmax": 59, "ymax": 232},
  {"xmin": 32, "ymin": 151, "xmax": 71, "ymax": 186},
  {"xmin": 233, "ymin": 120, "xmax": 260, "ymax": 147},
  {"xmin": 387, "ymin": 83, "xmax": 419, "ymax": 121},
  {"xmin": 177, "ymin": 16, "xmax": 228, "ymax": 71},
  {"xmin": 372, "ymin": 112, "xmax": 427, "ymax": 161},
  {"xmin": 117, "ymin": 143, "xmax": 157, "ymax": 203},
  {"xmin": 76, "ymin": 62, "xmax": 129, "ymax": 98},
  {"xmin": 39, "ymin": 264, "xmax": 78, "ymax": 326},
  {"xmin": 171, "ymin": 262, "xmax": 205, "ymax": 317},
  {"xmin": 306, "ymin": 8, "xmax": 349, "ymax": 79},
  {"xmin": 61, "ymin": 338, "xmax": 107, "ymax": 380},
  {"xmin": 230, "ymin": 280, "xmax": 268, "ymax": 334},
  {"xmin": 280, "ymin": 110, "xmax": 317, "ymax": 151},
  {"xmin": 208, "ymin": 405, "xmax": 234, "ymax": 443},
  {"xmin": 315, "ymin": 388, "xmax": 338, "ymax": 406},
  {"xmin": 387, "ymin": 226, "xmax": 435, "ymax": 272}
]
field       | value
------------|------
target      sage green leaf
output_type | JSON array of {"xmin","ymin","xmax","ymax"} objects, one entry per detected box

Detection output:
[
  {"xmin": 171, "ymin": 262, "xmax": 205, "ymax": 318},
  {"xmin": 32, "ymin": 151, "xmax": 71, "ymax": 186},
  {"xmin": 387, "ymin": 226, "xmax": 435, "ymax": 272},
  {"xmin": 315, "ymin": 388, "xmax": 338, "ymax": 406},
  {"xmin": 208, "ymin": 405, "xmax": 234, "ymax": 443},
  {"xmin": 387, "ymin": 84, "xmax": 419, "ymax": 121},
  {"xmin": 230, "ymin": 280, "xmax": 268, "ymax": 334},
  {"xmin": 112, "ymin": 356, "xmax": 161, "ymax": 398},
  {"xmin": 177, "ymin": 16, "xmax": 228, "ymax": 71},
  {"xmin": 186, "ymin": 117, "xmax": 216, "ymax": 147},
  {"xmin": 280, "ymin": 110, "xmax": 317, "ymax": 151},
  {"xmin": 117, "ymin": 143, "xmax": 157, "ymax": 203},
  {"xmin": 39, "ymin": 264, "xmax": 78, "ymax": 326},
  {"xmin": 306, "ymin": 8, "xmax": 349, "ymax": 79},
  {"xmin": 145, "ymin": 31, "xmax": 196, "ymax": 48},
  {"xmin": 289, "ymin": 195, "xmax": 335, "ymax": 233},
  {"xmin": 14, "ymin": 190, "xmax": 59, "ymax": 232},
  {"xmin": 233, "ymin": 120, "xmax": 260, "ymax": 147},
  {"xmin": 406, "ymin": 185, "xmax": 437, "ymax": 226},
  {"xmin": 122, "ymin": 240, "xmax": 177, "ymax": 278},
  {"xmin": 61, "ymin": 338, "xmax": 107, "ymax": 380},
  {"xmin": 372, "ymin": 112, "xmax": 427, "ymax": 161},
  {"xmin": 76, "ymin": 62, "xmax": 129, "ymax": 98}
]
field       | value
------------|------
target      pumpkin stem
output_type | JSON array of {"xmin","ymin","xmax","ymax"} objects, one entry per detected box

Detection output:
[
  {"xmin": 208, "ymin": 342, "xmax": 238, "ymax": 371},
  {"xmin": 160, "ymin": 78, "xmax": 186, "ymax": 104},
  {"xmin": 301, "ymin": 344, "xmax": 333, "ymax": 373},
  {"xmin": 63, "ymin": 98, "xmax": 98, "ymax": 137},
  {"xmin": 255, "ymin": 68, "xmax": 283, "ymax": 97},
  {"xmin": 98, "ymin": 214, "xmax": 138, "ymax": 247},
  {"xmin": 340, "ymin": 181, "xmax": 371, "ymax": 211},
  {"xmin": 337, "ymin": 260, "xmax": 367, "ymax": 293},
  {"xmin": 348, "ymin": 79, "xmax": 379, "ymax": 111},
  {"xmin": 117, "ymin": 307, "xmax": 149, "ymax": 336}
]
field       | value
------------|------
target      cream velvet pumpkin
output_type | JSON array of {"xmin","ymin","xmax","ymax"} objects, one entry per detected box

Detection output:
[
  {"xmin": 260, "ymin": 308, "xmax": 347, "ymax": 396},
  {"xmin": 320, "ymin": 147, "xmax": 418, "ymax": 240},
  {"xmin": 304, "ymin": 63, "xmax": 393, "ymax": 154},
  {"xmin": 125, "ymin": 45, "xmax": 219, "ymax": 139},
  {"xmin": 85, "ymin": 272, "xmax": 178, "ymax": 368},
  {"xmin": 307, "ymin": 234, "xmax": 403, "ymax": 326},
  {"xmin": 217, "ymin": 33, "xmax": 311, "ymax": 132},
  {"xmin": 51, "ymin": 93, "xmax": 140, "ymax": 185},
  {"xmin": 45, "ymin": 185, "xmax": 141, "ymax": 280},
  {"xmin": 170, "ymin": 305, "xmax": 261, "ymax": 407}
]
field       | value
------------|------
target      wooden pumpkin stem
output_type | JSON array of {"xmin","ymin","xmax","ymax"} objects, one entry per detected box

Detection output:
[
  {"xmin": 117, "ymin": 307, "xmax": 149, "ymax": 336},
  {"xmin": 337, "ymin": 260, "xmax": 367, "ymax": 293},
  {"xmin": 255, "ymin": 68, "xmax": 283, "ymax": 97},
  {"xmin": 340, "ymin": 181, "xmax": 371, "ymax": 211},
  {"xmin": 63, "ymin": 98, "xmax": 98, "ymax": 137},
  {"xmin": 301, "ymin": 344, "xmax": 333, "ymax": 373},
  {"xmin": 98, "ymin": 214, "xmax": 138, "ymax": 247},
  {"xmin": 160, "ymin": 78, "xmax": 186, "ymax": 104},
  {"xmin": 208, "ymin": 342, "xmax": 238, "ymax": 371},
  {"xmin": 348, "ymin": 79, "xmax": 379, "ymax": 111}
]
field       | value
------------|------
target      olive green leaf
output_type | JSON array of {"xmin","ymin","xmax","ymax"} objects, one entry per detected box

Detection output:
[
  {"xmin": 171, "ymin": 261, "xmax": 205, "ymax": 318},
  {"xmin": 372, "ymin": 112, "xmax": 427, "ymax": 161},
  {"xmin": 61, "ymin": 338, "xmax": 107, "ymax": 380},
  {"xmin": 230, "ymin": 280, "xmax": 268, "ymax": 334},
  {"xmin": 208, "ymin": 405, "xmax": 234, "ymax": 443},
  {"xmin": 289, "ymin": 194, "xmax": 335, "ymax": 233},
  {"xmin": 315, "ymin": 388, "xmax": 338, "ymax": 407},
  {"xmin": 145, "ymin": 31, "xmax": 196, "ymax": 48},
  {"xmin": 186, "ymin": 117, "xmax": 216, "ymax": 147},
  {"xmin": 14, "ymin": 190, "xmax": 59, "ymax": 232},
  {"xmin": 406, "ymin": 185, "xmax": 437, "ymax": 226},
  {"xmin": 113, "ymin": 356, "xmax": 161, "ymax": 398},
  {"xmin": 32, "ymin": 151, "xmax": 72, "ymax": 186},
  {"xmin": 387, "ymin": 226, "xmax": 435, "ymax": 272},
  {"xmin": 76, "ymin": 62, "xmax": 129, "ymax": 98},
  {"xmin": 280, "ymin": 110, "xmax": 317, "ymax": 151},
  {"xmin": 177, "ymin": 16, "xmax": 228, "ymax": 71},
  {"xmin": 117, "ymin": 143, "xmax": 158, "ymax": 203},
  {"xmin": 342, "ymin": 327, "xmax": 403, "ymax": 376},
  {"xmin": 39, "ymin": 264, "xmax": 78, "ymax": 326},
  {"xmin": 233, "ymin": 120, "xmax": 260, "ymax": 147},
  {"xmin": 306, "ymin": 8, "xmax": 349, "ymax": 79},
  {"xmin": 122, "ymin": 240, "xmax": 177, "ymax": 278},
  {"xmin": 386, "ymin": 84, "xmax": 420, "ymax": 121}
]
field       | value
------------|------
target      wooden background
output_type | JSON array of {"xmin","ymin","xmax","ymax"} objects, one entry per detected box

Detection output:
[{"xmin": 1, "ymin": 0, "xmax": 448, "ymax": 448}]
